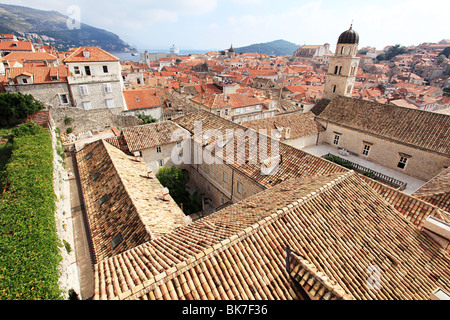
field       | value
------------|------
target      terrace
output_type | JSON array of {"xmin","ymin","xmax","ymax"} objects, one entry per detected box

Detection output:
[{"xmin": 302, "ymin": 144, "xmax": 427, "ymax": 195}]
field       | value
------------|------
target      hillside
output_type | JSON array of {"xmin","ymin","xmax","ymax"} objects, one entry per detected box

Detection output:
[
  {"xmin": 0, "ymin": 3, "xmax": 134, "ymax": 52},
  {"xmin": 234, "ymin": 39, "xmax": 299, "ymax": 56}
]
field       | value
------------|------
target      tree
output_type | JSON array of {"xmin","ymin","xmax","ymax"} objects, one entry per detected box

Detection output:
[
  {"xmin": 376, "ymin": 44, "xmax": 407, "ymax": 61},
  {"xmin": 442, "ymin": 46, "xmax": 450, "ymax": 58},
  {"xmin": 0, "ymin": 92, "xmax": 44, "ymax": 125},
  {"xmin": 136, "ymin": 113, "xmax": 157, "ymax": 124},
  {"xmin": 156, "ymin": 166, "xmax": 189, "ymax": 206},
  {"xmin": 156, "ymin": 166, "xmax": 210, "ymax": 215}
]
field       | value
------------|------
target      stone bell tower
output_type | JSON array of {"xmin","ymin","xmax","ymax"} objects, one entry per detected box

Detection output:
[{"xmin": 323, "ymin": 24, "xmax": 360, "ymax": 99}]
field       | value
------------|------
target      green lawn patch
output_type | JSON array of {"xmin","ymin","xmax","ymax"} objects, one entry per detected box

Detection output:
[{"xmin": 0, "ymin": 123, "xmax": 62, "ymax": 300}]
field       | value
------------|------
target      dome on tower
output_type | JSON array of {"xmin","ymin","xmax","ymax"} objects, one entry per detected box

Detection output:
[
  {"xmin": 228, "ymin": 44, "xmax": 235, "ymax": 53},
  {"xmin": 337, "ymin": 25, "xmax": 359, "ymax": 44}
]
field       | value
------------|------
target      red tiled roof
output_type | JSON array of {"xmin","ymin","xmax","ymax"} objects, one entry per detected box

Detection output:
[
  {"xmin": 2, "ymin": 52, "xmax": 57, "ymax": 62},
  {"xmin": 0, "ymin": 41, "xmax": 33, "ymax": 51},
  {"xmin": 2, "ymin": 66, "xmax": 70, "ymax": 84},
  {"xmin": 94, "ymin": 171, "xmax": 450, "ymax": 300},
  {"xmin": 63, "ymin": 46, "xmax": 119, "ymax": 63},
  {"xmin": 123, "ymin": 89, "xmax": 162, "ymax": 110}
]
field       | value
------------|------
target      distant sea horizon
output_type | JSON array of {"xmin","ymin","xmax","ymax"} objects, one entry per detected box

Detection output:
[{"xmin": 112, "ymin": 49, "xmax": 215, "ymax": 62}]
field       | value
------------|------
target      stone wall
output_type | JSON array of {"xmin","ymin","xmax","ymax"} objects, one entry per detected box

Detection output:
[
  {"xmin": 5, "ymin": 82, "xmax": 73, "ymax": 108},
  {"xmin": 50, "ymin": 106, "xmax": 142, "ymax": 135},
  {"xmin": 318, "ymin": 121, "xmax": 450, "ymax": 181}
]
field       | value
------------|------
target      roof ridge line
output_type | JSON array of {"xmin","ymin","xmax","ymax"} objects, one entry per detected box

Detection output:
[
  {"xmin": 289, "ymin": 251, "xmax": 354, "ymax": 300},
  {"xmin": 121, "ymin": 171, "xmax": 355, "ymax": 300}
]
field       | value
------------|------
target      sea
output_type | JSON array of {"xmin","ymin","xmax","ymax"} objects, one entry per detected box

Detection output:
[{"xmin": 112, "ymin": 49, "xmax": 213, "ymax": 62}]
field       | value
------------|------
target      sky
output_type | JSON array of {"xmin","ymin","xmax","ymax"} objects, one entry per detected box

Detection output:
[{"xmin": 2, "ymin": 0, "xmax": 449, "ymax": 52}]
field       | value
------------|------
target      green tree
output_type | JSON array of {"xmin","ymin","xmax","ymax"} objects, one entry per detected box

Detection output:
[
  {"xmin": 0, "ymin": 92, "xmax": 44, "ymax": 124},
  {"xmin": 136, "ymin": 113, "xmax": 157, "ymax": 124},
  {"xmin": 156, "ymin": 166, "xmax": 209, "ymax": 215},
  {"xmin": 442, "ymin": 46, "xmax": 450, "ymax": 58},
  {"xmin": 376, "ymin": 44, "xmax": 407, "ymax": 61},
  {"xmin": 156, "ymin": 166, "xmax": 189, "ymax": 205}
]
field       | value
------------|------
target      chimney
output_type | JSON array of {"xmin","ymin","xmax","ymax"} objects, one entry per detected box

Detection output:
[
  {"xmin": 430, "ymin": 288, "xmax": 450, "ymax": 300},
  {"xmin": 162, "ymin": 188, "xmax": 170, "ymax": 201},
  {"xmin": 422, "ymin": 215, "xmax": 450, "ymax": 248},
  {"xmin": 147, "ymin": 167, "xmax": 153, "ymax": 179},
  {"xmin": 285, "ymin": 127, "xmax": 291, "ymax": 140},
  {"xmin": 133, "ymin": 151, "xmax": 141, "ymax": 162}
]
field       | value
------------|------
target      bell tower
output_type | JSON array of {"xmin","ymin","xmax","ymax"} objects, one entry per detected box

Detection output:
[{"xmin": 324, "ymin": 24, "xmax": 360, "ymax": 99}]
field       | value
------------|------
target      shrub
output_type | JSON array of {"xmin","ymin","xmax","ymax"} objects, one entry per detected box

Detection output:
[
  {"xmin": 0, "ymin": 92, "xmax": 44, "ymax": 125},
  {"xmin": 325, "ymin": 155, "xmax": 353, "ymax": 169},
  {"xmin": 66, "ymin": 127, "xmax": 73, "ymax": 134},
  {"xmin": 0, "ymin": 126, "xmax": 62, "ymax": 299}
]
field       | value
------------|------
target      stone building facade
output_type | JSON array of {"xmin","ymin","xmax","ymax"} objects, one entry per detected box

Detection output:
[
  {"xmin": 64, "ymin": 47, "xmax": 126, "ymax": 113},
  {"xmin": 323, "ymin": 25, "xmax": 360, "ymax": 99}
]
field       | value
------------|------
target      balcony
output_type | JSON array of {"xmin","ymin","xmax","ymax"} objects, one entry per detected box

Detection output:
[
  {"xmin": 321, "ymin": 153, "xmax": 407, "ymax": 190},
  {"xmin": 302, "ymin": 144, "xmax": 427, "ymax": 195},
  {"xmin": 67, "ymin": 73, "xmax": 121, "ymax": 85}
]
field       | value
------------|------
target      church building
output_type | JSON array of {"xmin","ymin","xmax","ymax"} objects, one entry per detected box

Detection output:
[{"xmin": 323, "ymin": 25, "xmax": 360, "ymax": 99}]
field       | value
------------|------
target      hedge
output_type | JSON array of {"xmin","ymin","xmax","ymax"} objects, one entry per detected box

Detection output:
[{"xmin": 0, "ymin": 125, "xmax": 62, "ymax": 299}]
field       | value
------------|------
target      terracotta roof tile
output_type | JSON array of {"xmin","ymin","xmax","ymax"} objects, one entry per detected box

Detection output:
[
  {"xmin": 317, "ymin": 96, "xmax": 450, "ymax": 155},
  {"xmin": 76, "ymin": 140, "xmax": 187, "ymax": 262},
  {"xmin": 94, "ymin": 171, "xmax": 450, "ymax": 300},
  {"xmin": 63, "ymin": 46, "xmax": 119, "ymax": 63},
  {"xmin": 121, "ymin": 121, "xmax": 188, "ymax": 152},
  {"xmin": 241, "ymin": 111, "xmax": 324, "ymax": 141},
  {"xmin": 123, "ymin": 89, "xmax": 162, "ymax": 110}
]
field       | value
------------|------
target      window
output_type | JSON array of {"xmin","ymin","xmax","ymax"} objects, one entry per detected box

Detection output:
[
  {"xmin": 362, "ymin": 144, "xmax": 371, "ymax": 156},
  {"xmin": 22, "ymin": 78, "xmax": 28, "ymax": 84},
  {"xmin": 237, "ymin": 182, "xmax": 242, "ymax": 194},
  {"xmin": 106, "ymin": 99, "xmax": 114, "ymax": 109},
  {"xmin": 221, "ymin": 198, "xmax": 225, "ymax": 205},
  {"xmin": 333, "ymin": 135, "xmax": 340, "ymax": 145},
  {"xmin": 211, "ymin": 163, "xmax": 214, "ymax": 174},
  {"xmin": 92, "ymin": 172, "xmax": 100, "ymax": 181},
  {"xmin": 85, "ymin": 153, "xmax": 94, "ymax": 160},
  {"xmin": 111, "ymin": 233, "xmax": 123, "ymax": 250},
  {"xmin": 333, "ymin": 85, "xmax": 337, "ymax": 93},
  {"xmin": 397, "ymin": 156, "xmax": 408, "ymax": 169},
  {"xmin": 334, "ymin": 66, "xmax": 339, "ymax": 74},
  {"xmin": 60, "ymin": 94, "xmax": 69, "ymax": 105},
  {"xmin": 157, "ymin": 160, "xmax": 163, "ymax": 167},
  {"xmin": 207, "ymin": 185, "xmax": 210, "ymax": 193},
  {"xmin": 104, "ymin": 83, "xmax": 112, "ymax": 93},
  {"xmin": 156, "ymin": 146, "xmax": 162, "ymax": 153},
  {"xmin": 103, "ymin": 65, "xmax": 109, "ymax": 73},
  {"xmin": 79, "ymin": 85, "xmax": 89, "ymax": 96},
  {"xmin": 223, "ymin": 172, "xmax": 227, "ymax": 183},
  {"xmin": 73, "ymin": 66, "xmax": 80, "ymax": 75},
  {"xmin": 84, "ymin": 66, "xmax": 91, "ymax": 76},
  {"xmin": 98, "ymin": 194, "xmax": 109, "ymax": 206},
  {"xmin": 82, "ymin": 101, "xmax": 92, "ymax": 110}
]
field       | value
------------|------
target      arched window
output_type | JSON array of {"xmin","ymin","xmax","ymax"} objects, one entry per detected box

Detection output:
[
  {"xmin": 339, "ymin": 66, "xmax": 343, "ymax": 75},
  {"xmin": 340, "ymin": 46, "xmax": 344, "ymax": 55},
  {"xmin": 333, "ymin": 85, "xmax": 337, "ymax": 93},
  {"xmin": 334, "ymin": 66, "xmax": 339, "ymax": 74}
]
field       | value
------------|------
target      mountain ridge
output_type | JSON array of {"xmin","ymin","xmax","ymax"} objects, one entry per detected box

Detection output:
[
  {"xmin": 233, "ymin": 39, "xmax": 299, "ymax": 56},
  {"xmin": 0, "ymin": 3, "xmax": 134, "ymax": 52}
]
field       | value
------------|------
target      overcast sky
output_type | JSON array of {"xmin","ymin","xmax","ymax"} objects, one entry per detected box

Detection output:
[{"xmin": 2, "ymin": 0, "xmax": 449, "ymax": 51}]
